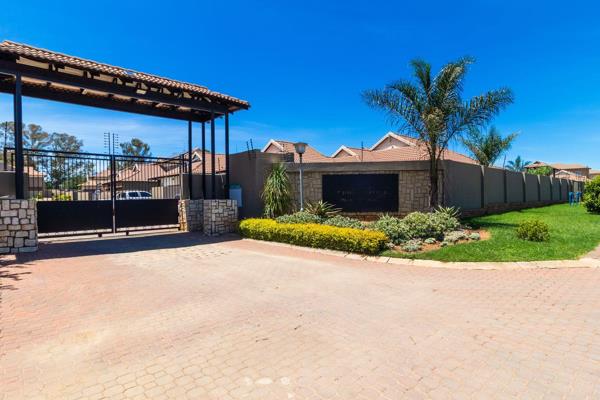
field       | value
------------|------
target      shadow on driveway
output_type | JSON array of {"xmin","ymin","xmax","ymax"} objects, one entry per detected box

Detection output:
[{"xmin": 32, "ymin": 231, "xmax": 242, "ymax": 260}]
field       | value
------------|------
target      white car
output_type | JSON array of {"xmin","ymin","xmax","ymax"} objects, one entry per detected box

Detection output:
[{"xmin": 116, "ymin": 191, "xmax": 152, "ymax": 200}]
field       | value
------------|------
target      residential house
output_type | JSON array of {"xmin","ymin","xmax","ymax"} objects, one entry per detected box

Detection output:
[{"xmin": 525, "ymin": 162, "xmax": 590, "ymax": 181}]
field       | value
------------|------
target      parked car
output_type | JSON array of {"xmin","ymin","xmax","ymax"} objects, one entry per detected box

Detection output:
[{"xmin": 116, "ymin": 191, "xmax": 152, "ymax": 200}]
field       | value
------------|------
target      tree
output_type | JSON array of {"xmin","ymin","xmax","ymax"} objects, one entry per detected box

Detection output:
[
  {"xmin": 529, "ymin": 166, "xmax": 553, "ymax": 176},
  {"xmin": 42, "ymin": 133, "xmax": 88, "ymax": 189},
  {"xmin": 461, "ymin": 126, "xmax": 517, "ymax": 166},
  {"xmin": 362, "ymin": 57, "xmax": 513, "ymax": 207},
  {"xmin": 506, "ymin": 156, "xmax": 531, "ymax": 172},
  {"xmin": 120, "ymin": 138, "xmax": 152, "ymax": 158},
  {"xmin": 262, "ymin": 163, "xmax": 292, "ymax": 218},
  {"xmin": 25, "ymin": 124, "xmax": 50, "ymax": 150}
]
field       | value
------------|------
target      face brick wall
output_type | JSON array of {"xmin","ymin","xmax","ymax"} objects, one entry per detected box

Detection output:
[{"xmin": 288, "ymin": 169, "xmax": 442, "ymax": 217}]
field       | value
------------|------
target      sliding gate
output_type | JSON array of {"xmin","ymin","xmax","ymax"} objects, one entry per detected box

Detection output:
[{"xmin": 5, "ymin": 148, "xmax": 184, "ymax": 236}]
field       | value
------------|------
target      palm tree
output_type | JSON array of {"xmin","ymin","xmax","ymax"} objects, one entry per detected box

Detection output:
[
  {"xmin": 362, "ymin": 57, "xmax": 513, "ymax": 207},
  {"xmin": 506, "ymin": 156, "xmax": 531, "ymax": 172},
  {"xmin": 461, "ymin": 126, "xmax": 517, "ymax": 166}
]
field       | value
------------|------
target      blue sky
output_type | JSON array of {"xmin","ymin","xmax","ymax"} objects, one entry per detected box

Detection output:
[{"xmin": 1, "ymin": 1, "xmax": 599, "ymax": 168}]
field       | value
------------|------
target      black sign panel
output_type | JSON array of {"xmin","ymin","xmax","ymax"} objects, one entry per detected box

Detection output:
[{"xmin": 322, "ymin": 174, "xmax": 399, "ymax": 212}]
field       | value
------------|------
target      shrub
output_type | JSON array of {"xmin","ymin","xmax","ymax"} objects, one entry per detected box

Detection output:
[
  {"xmin": 430, "ymin": 210, "xmax": 461, "ymax": 234},
  {"xmin": 276, "ymin": 211, "xmax": 322, "ymax": 224},
  {"xmin": 52, "ymin": 193, "xmax": 72, "ymax": 201},
  {"xmin": 323, "ymin": 215, "xmax": 364, "ymax": 230},
  {"xmin": 239, "ymin": 219, "xmax": 388, "ymax": 254},
  {"xmin": 434, "ymin": 205, "xmax": 461, "ymax": 219},
  {"xmin": 516, "ymin": 220, "xmax": 550, "ymax": 242},
  {"xmin": 304, "ymin": 200, "xmax": 341, "ymax": 218},
  {"xmin": 444, "ymin": 230, "xmax": 467, "ymax": 243},
  {"xmin": 261, "ymin": 163, "xmax": 292, "ymax": 218},
  {"xmin": 402, "ymin": 239, "xmax": 422, "ymax": 252},
  {"xmin": 371, "ymin": 215, "xmax": 410, "ymax": 244},
  {"xmin": 468, "ymin": 232, "xmax": 481, "ymax": 241},
  {"xmin": 583, "ymin": 176, "xmax": 600, "ymax": 213},
  {"xmin": 424, "ymin": 237, "xmax": 437, "ymax": 244}
]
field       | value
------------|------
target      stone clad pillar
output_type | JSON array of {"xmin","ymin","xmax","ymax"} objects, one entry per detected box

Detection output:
[
  {"xmin": 0, "ymin": 199, "xmax": 37, "ymax": 254},
  {"xmin": 203, "ymin": 199, "xmax": 238, "ymax": 236},
  {"xmin": 178, "ymin": 199, "xmax": 204, "ymax": 232}
]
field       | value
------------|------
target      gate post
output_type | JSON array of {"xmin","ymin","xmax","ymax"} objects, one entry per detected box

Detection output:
[{"xmin": 110, "ymin": 154, "xmax": 116, "ymax": 233}]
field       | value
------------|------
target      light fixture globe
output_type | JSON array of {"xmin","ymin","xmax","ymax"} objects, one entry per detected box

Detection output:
[{"xmin": 294, "ymin": 142, "xmax": 307, "ymax": 155}]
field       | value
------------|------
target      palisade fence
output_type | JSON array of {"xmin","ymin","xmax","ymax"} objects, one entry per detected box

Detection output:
[{"xmin": 443, "ymin": 161, "xmax": 585, "ymax": 216}]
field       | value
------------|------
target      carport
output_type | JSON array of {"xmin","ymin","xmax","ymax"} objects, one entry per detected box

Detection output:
[{"xmin": 0, "ymin": 41, "xmax": 249, "ymax": 241}]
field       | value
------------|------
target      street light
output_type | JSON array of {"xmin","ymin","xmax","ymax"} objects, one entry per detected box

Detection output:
[{"xmin": 294, "ymin": 142, "xmax": 307, "ymax": 211}]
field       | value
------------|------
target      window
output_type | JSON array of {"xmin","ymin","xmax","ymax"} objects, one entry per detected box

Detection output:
[
  {"xmin": 129, "ymin": 192, "xmax": 139, "ymax": 198},
  {"xmin": 140, "ymin": 192, "xmax": 151, "ymax": 198}
]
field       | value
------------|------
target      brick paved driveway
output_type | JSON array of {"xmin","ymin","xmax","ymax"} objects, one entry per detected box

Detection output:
[{"xmin": 2, "ymin": 232, "xmax": 600, "ymax": 399}]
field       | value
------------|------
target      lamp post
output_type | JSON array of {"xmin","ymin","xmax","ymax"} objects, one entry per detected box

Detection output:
[{"xmin": 294, "ymin": 142, "xmax": 307, "ymax": 211}]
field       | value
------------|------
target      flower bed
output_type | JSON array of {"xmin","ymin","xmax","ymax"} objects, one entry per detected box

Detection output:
[{"xmin": 239, "ymin": 218, "xmax": 387, "ymax": 254}]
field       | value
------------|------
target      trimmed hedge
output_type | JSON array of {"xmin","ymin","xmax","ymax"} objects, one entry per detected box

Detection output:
[{"xmin": 239, "ymin": 218, "xmax": 387, "ymax": 254}]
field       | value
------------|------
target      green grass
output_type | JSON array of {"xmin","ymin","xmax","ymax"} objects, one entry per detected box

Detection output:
[{"xmin": 382, "ymin": 204, "xmax": 600, "ymax": 262}]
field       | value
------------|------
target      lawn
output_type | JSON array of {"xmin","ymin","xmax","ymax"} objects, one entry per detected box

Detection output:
[{"xmin": 382, "ymin": 204, "xmax": 600, "ymax": 262}]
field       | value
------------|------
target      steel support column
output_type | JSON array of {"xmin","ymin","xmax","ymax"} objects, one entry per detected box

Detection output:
[
  {"xmin": 201, "ymin": 122, "xmax": 206, "ymax": 199},
  {"xmin": 13, "ymin": 73, "xmax": 24, "ymax": 199},
  {"xmin": 225, "ymin": 112, "xmax": 230, "ymax": 199},
  {"xmin": 187, "ymin": 120, "xmax": 193, "ymax": 199},
  {"xmin": 210, "ymin": 111, "xmax": 216, "ymax": 199}
]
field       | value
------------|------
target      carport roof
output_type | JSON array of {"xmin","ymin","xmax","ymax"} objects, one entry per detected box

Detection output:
[{"xmin": 0, "ymin": 41, "xmax": 250, "ymax": 122}]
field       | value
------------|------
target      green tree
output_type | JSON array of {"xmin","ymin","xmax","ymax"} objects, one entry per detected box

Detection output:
[
  {"xmin": 461, "ymin": 126, "xmax": 518, "ymax": 166},
  {"xmin": 529, "ymin": 166, "xmax": 553, "ymax": 176},
  {"xmin": 362, "ymin": 57, "xmax": 513, "ymax": 207},
  {"xmin": 25, "ymin": 124, "xmax": 50, "ymax": 150},
  {"xmin": 120, "ymin": 138, "xmax": 152, "ymax": 158},
  {"xmin": 506, "ymin": 156, "xmax": 531, "ymax": 172},
  {"xmin": 262, "ymin": 163, "xmax": 292, "ymax": 218},
  {"xmin": 42, "ymin": 133, "xmax": 88, "ymax": 189},
  {"xmin": 583, "ymin": 176, "xmax": 600, "ymax": 213}
]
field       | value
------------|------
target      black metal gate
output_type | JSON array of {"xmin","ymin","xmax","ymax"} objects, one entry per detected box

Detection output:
[{"xmin": 5, "ymin": 148, "xmax": 184, "ymax": 236}]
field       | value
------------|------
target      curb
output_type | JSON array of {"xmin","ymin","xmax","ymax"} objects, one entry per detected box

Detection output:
[{"xmin": 240, "ymin": 238, "xmax": 600, "ymax": 270}]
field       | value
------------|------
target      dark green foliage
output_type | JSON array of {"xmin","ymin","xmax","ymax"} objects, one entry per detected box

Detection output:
[
  {"xmin": 262, "ymin": 163, "xmax": 292, "ymax": 218},
  {"xmin": 583, "ymin": 176, "xmax": 600, "ymax": 213},
  {"xmin": 362, "ymin": 57, "xmax": 513, "ymax": 206},
  {"xmin": 304, "ymin": 200, "xmax": 341, "ymax": 218},
  {"xmin": 461, "ymin": 126, "xmax": 518, "ymax": 166}
]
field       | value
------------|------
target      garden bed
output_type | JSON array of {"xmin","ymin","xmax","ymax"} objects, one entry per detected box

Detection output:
[
  {"xmin": 383, "ymin": 204, "xmax": 600, "ymax": 262},
  {"xmin": 392, "ymin": 228, "xmax": 490, "ymax": 255}
]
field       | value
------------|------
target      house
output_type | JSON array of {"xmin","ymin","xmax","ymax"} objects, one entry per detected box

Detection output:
[
  {"xmin": 525, "ymin": 162, "xmax": 591, "ymax": 180},
  {"xmin": 262, "ymin": 132, "xmax": 477, "ymax": 165},
  {"xmin": 590, "ymin": 170, "xmax": 600, "ymax": 180},
  {"xmin": 262, "ymin": 139, "xmax": 330, "ymax": 162}
]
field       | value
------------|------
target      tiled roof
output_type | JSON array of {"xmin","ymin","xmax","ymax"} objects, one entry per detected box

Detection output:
[
  {"xmin": 0, "ymin": 41, "xmax": 249, "ymax": 108},
  {"xmin": 526, "ymin": 162, "xmax": 589, "ymax": 170},
  {"xmin": 262, "ymin": 140, "xmax": 330, "ymax": 162},
  {"xmin": 262, "ymin": 132, "xmax": 477, "ymax": 165}
]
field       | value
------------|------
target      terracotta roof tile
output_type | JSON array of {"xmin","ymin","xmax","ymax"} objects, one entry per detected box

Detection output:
[{"xmin": 0, "ymin": 40, "xmax": 249, "ymax": 108}]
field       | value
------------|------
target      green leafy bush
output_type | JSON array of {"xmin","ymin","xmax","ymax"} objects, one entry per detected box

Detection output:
[
  {"xmin": 52, "ymin": 193, "xmax": 72, "ymax": 201},
  {"xmin": 402, "ymin": 211, "xmax": 459, "ymax": 239},
  {"xmin": 516, "ymin": 220, "xmax": 550, "ymax": 242},
  {"xmin": 239, "ymin": 219, "xmax": 388, "ymax": 254},
  {"xmin": 261, "ymin": 163, "xmax": 292, "ymax": 218},
  {"xmin": 371, "ymin": 215, "xmax": 410, "ymax": 244},
  {"xmin": 529, "ymin": 166, "xmax": 553, "ymax": 176},
  {"xmin": 276, "ymin": 211, "xmax": 322, "ymax": 224},
  {"xmin": 583, "ymin": 176, "xmax": 600, "ymax": 213},
  {"xmin": 323, "ymin": 215, "xmax": 364, "ymax": 230},
  {"xmin": 304, "ymin": 200, "xmax": 341, "ymax": 218},
  {"xmin": 444, "ymin": 230, "xmax": 467, "ymax": 243},
  {"xmin": 468, "ymin": 232, "xmax": 481, "ymax": 241},
  {"xmin": 424, "ymin": 237, "xmax": 437, "ymax": 244},
  {"xmin": 434, "ymin": 205, "xmax": 461, "ymax": 219}
]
